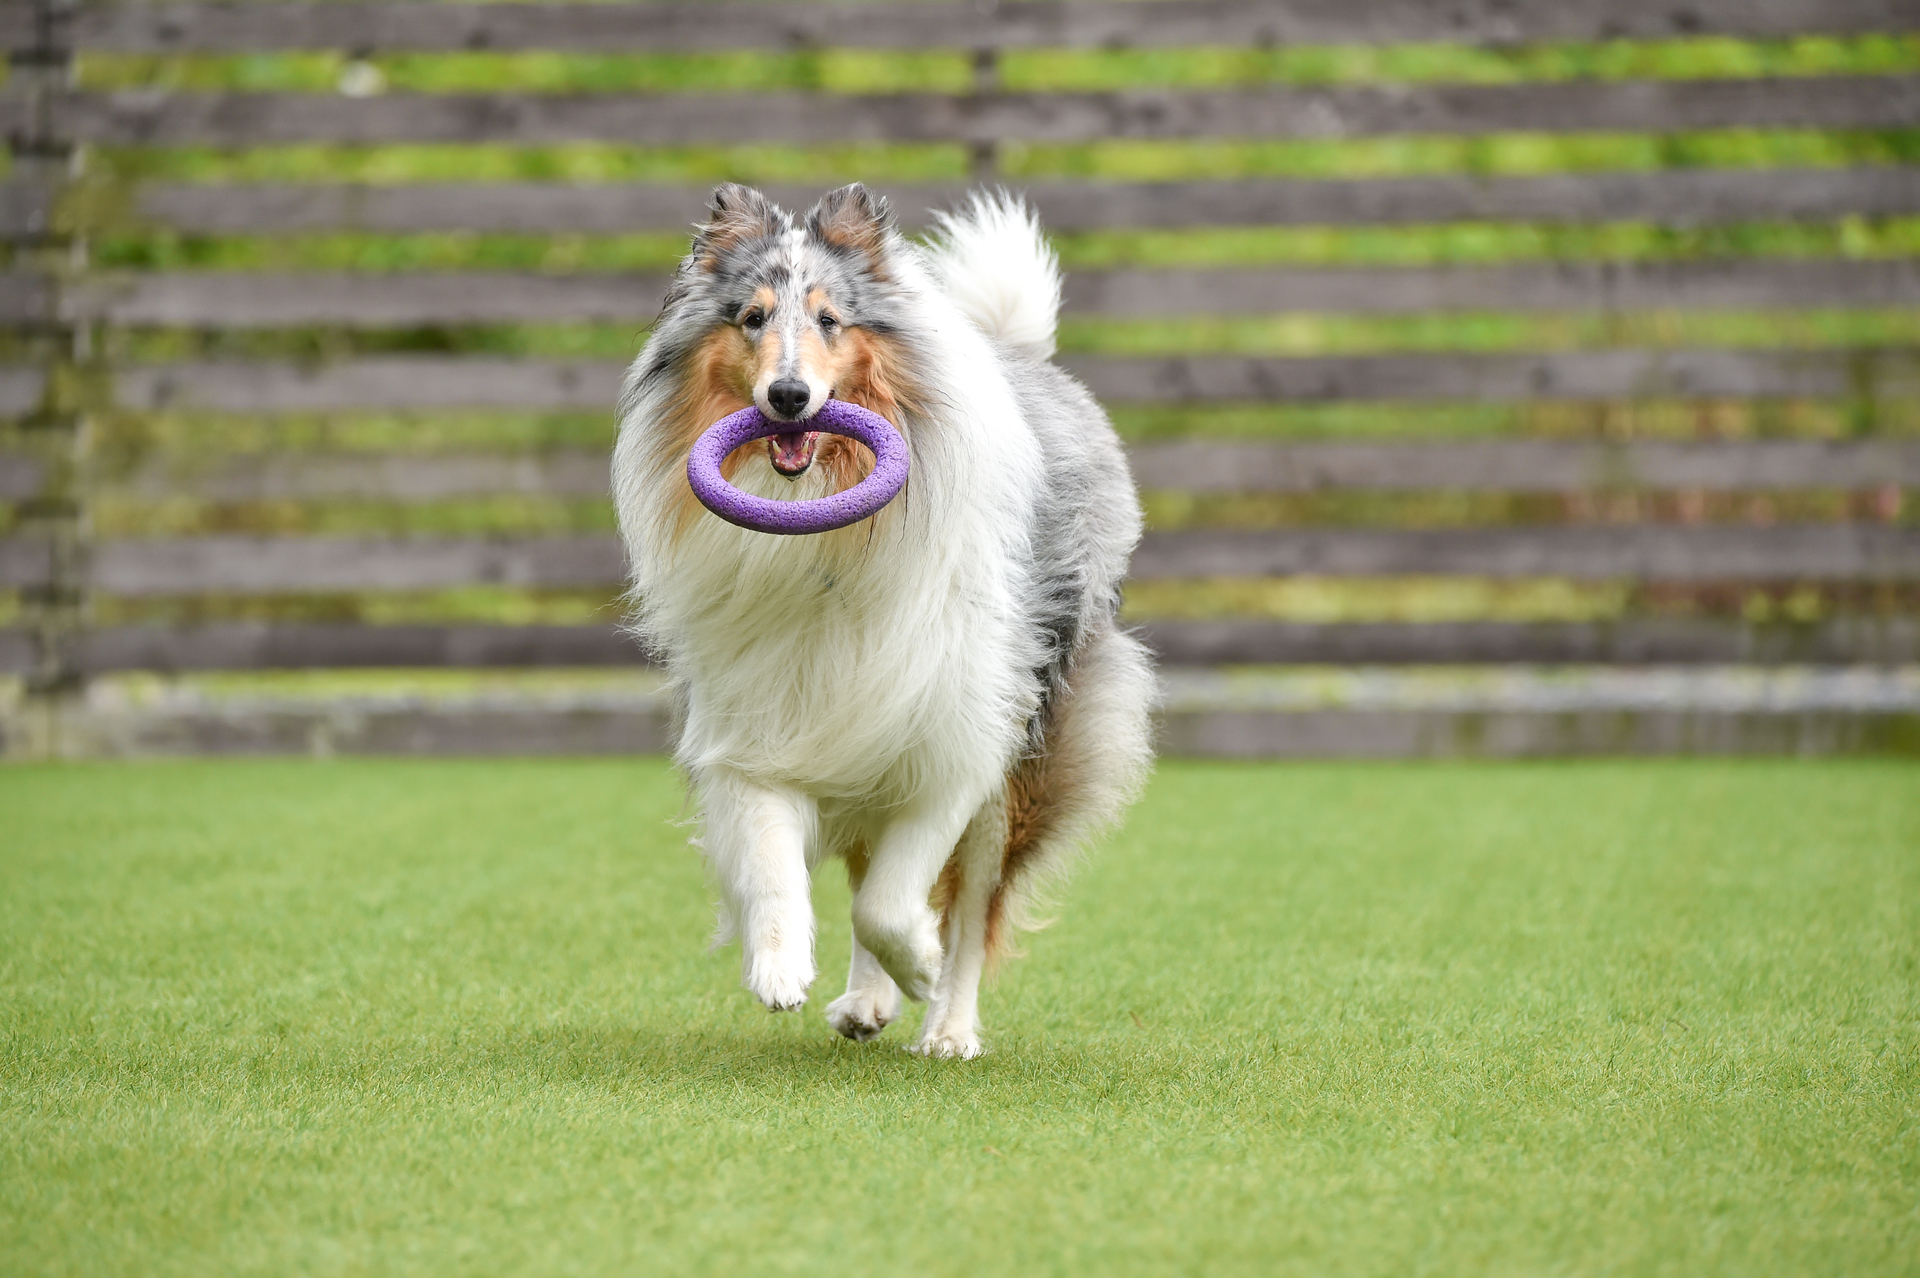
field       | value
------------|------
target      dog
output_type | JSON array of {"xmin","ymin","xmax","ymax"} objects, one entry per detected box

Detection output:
[{"xmin": 612, "ymin": 183, "xmax": 1154, "ymax": 1058}]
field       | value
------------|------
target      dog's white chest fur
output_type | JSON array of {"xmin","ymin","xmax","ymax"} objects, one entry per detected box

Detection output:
[{"xmin": 663, "ymin": 386, "xmax": 1044, "ymax": 801}]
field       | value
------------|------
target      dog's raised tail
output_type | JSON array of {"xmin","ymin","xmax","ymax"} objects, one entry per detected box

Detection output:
[{"xmin": 925, "ymin": 190, "xmax": 1061, "ymax": 361}]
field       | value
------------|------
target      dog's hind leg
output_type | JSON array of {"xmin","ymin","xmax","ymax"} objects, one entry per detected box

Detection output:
[
  {"xmin": 915, "ymin": 624, "xmax": 1157, "ymax": 1055},
  {"xmin": 825, "ymin": 932, "xmax": 902, "ymax": 1041},
  {"xmin": 912, "ymin": 796, "xmax": 1005, "ymax": 1060},
  {"xmin": 698, "ymin": 766, "xmax": 818, "ymax": 1011},
  {"xmin": 825, "ymin": 844, "xmax": 903, "ymax": 1040},
  {"xmin": 850, "ymin": 790, "xmax": 986, "ymax": 1003}
]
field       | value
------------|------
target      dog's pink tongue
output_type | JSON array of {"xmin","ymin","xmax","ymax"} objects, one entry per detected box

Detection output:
[{"xmin": 769, "ymin": 430, "xmax": 820, "ymax": 476}]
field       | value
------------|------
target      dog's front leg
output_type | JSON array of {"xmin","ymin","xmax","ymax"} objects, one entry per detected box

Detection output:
[
  {"xmin": 850, "ymin": 795, "xmax": 981, "ymax": 1003},
  {"xmin": 698, "ymin": 767, "xmax": 817, "ymax": 1011}
]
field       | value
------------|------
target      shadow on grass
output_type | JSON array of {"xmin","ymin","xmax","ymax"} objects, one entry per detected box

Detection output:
[{"xmin": 14, "ymin": 1006, "xmax": 1213, "ymax": 1116}]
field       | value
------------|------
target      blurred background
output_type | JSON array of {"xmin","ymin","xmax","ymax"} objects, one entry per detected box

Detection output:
[{"xmin": 2, "ymin": 0, "xmax": 1917, "ymax": 759}]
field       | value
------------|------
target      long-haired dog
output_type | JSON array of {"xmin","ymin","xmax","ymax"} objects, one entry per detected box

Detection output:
[{"xmin": 613, "ymin": 183, "xmax": 1153, "ymax": 1058}]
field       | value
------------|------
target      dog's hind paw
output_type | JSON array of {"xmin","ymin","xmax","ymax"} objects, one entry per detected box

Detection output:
[
  {"xmin": 743, "ymin": 949, "xmax": 814, "ymax": 1012},
  {"xmin": 910, "ymin": 1027, "xmax": 983, "ymax": 1060},
  {"xmin": 825, "ymin": 987, "xmax": 900, "ymax": 1042}
]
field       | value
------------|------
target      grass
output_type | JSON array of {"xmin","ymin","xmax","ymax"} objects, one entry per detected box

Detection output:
[{"xmin": 2, "ymin": 759, "xmax": 1915, "ymax": 1276}]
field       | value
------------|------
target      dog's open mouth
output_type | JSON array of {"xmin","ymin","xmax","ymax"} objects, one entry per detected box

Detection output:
[{"xmin": 768, "ymin": 430, "xmax": 821, "ymax": 478}]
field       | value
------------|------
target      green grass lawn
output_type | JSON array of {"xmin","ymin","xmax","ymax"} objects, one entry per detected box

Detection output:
[{"xmin": 2, "ymin": 759, "xmax": 1915, "ymax": 1276}]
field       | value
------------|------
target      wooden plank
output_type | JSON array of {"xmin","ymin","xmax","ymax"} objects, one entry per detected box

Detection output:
[
  {"xmin": 0, "ymin": 179, "xmax": 56, "ymax": 239},
  {"xmin": 1061, "ymin": 259, "xmax": 1920, "ymax": 316},
  {"xmin": 0, "ymin": 271, "xmax": 56, "ymax": 324},
  {"xmin": 114, "ymin": 450, "xmax": 613, "ymax": 501},
  {"xmin": 1156, "ymin": 706, "xmax": 1920, "ymax": 758},
  {"xmin": 0, "ymin": 537, "xmax": 53, "ymax": 589},
  {"xmin": 1128, "ymin": 440, "xmax": 1920, "ymax": 492},
  {"xmin": 0, "ymin": 627, "xmax": 34, "ymax": 674},
  {"xmin": 0, "ymin": 367, "xmax": 48, "ymax": 419},
  {"xmin": 63, "ymin": 258, "xmax": 1920, "ymax": 327},
  {"xmin": 19, "ymin": 699, "xmax": 673, "ymax": 757},
  {"xmin": 1137, "ymin": 617, "xmax": 1920, "ymax": 664},
  {"xmin": 1130, "ymin": 525, "xmax": 1920, "ymax": 581},
  {"xmin": 64, "ymin": 271, "xmax": 674, "ymax": 326},
  {"xmin": 106, "ymin": 440, "xmax": 1920, "ymax": 505},
  {"xmin": 69, "ymin": 622, "xmax": 645, "ymax": 672},
  {"xmin": 115, "ymin": 169, "xmax": 1920, "ymax": 235},
  {"xmin": 25, "ymin": 1, "xmax": 1918, "ymax": 54},
  {"xmin": 89, "ymin": 534, "xmax": 628, "ymax": 596},
  {"xmin": 75, "ymin": 524, "xmax": 1920, "ymax": 597},
  {"xmin": 103, "ymin": 348, "xmax": 1920, "ymax": 413},
  {"xmin": 104, "ymin": 348, "xmax": 1920, "ymax": 413},
  {"xmin": 113, "ymin": 357, "xmax": 627, "ymax": 412},
  {"xmin": 1016, "ymin": 168, "xmax": 1920, "ymax": 232},
  {"xmin": 27, "ymin": 616, "xmax": 1917, "ymax": 675},
  {"xmin": 1065, "ymin": 348, "xmax": 1920, "ymax": 402},
  {"xmin": 9, "ymin": 696, "xmax": 1912, "ymax": 759},
  {"xmin": 127, "ymin": 179, "xmax": 776, "ymax": 235},
  {"xmin": 0, "ymin": 453, "xmax": 48, "ymax": 501},
  {"xmin": 18, "ymin": 76, "xmax": 1917, "ymax": 146}
]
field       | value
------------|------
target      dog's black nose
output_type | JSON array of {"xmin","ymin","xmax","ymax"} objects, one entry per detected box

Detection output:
[{"xmin": 766, "ymin": 379, "xmax": 811, "ymax": 420}]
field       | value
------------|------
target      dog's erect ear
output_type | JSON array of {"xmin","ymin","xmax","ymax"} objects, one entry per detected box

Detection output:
[
  {"xmin": 807, "ymin": 183, "xmax": 894, "ymax": 271},
  {"xmin": 692, "ymin": 183, "xmax": 782, "ymax": 270}
]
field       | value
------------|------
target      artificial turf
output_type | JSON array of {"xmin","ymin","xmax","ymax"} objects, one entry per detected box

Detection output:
[{"xmin": 2, "ymin": 758, "xmax": 1914, "ymax": 1276}]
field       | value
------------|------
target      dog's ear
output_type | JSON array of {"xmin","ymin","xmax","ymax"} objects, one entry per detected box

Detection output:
[
  {"xmin": 692, "ymin": 184, "xmax": 782, "ymax": 270},
  {"xmin": 807, "ymin": 183, "xmax": 894, "ymax": 273}
]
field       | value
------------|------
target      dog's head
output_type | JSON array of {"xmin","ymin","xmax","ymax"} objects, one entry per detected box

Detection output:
[{"xmin": 657, "ymin": 183, "xmax": 916, "ymax": 481}]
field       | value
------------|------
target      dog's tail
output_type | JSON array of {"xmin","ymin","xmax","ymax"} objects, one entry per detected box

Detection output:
[{"xmin": 924, "ymin": 190, "xmax": 1061, "ymax": 361}]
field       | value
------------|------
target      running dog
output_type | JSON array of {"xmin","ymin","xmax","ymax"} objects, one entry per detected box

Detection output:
[{"xmin": 613, "ymin": 184, "xmax": 1153, "ymax": 1058}]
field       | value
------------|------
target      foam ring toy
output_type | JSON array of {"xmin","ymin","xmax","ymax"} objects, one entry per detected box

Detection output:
[{"xmin": 687, "ymin": 400, "xmax": 910, "ymax": 535}]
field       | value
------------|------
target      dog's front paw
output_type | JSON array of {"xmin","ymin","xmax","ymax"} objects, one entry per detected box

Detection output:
[
  {"xmin": 742, "ymin": 947, "xmax": 814, "ymax": 1011},
  {"xmin": 824, "ymin": 986, "xmax": 900, "ymax": 1041},
  {"xmin": 911, "ymin": 1026, "xmax": 984, "ymax": 1060}
]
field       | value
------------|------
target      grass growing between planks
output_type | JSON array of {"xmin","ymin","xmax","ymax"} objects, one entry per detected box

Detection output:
[{"xmin": 1, "ymin": 759, "xmax": 1915, "ymax": 1276}]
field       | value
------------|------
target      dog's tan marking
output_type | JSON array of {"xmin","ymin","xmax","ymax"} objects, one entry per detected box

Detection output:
[
  {"xmin": 742, "ymin": 286, "xmax": 777, "ymax": 325},
  {"xmin": 662, "ymin": 324, "xmax": 755, "ymax": 539},
  {"xmin": 751, "ymin": 316, "xmax": 785, "ymax": 398},
  {"xmin": 843, "ymin": 837, "xmax": 871, "ymax": 889},
  {"xmin": 814, "ymin": 326, "xmax": 922, "ymax": 497},
  {"xmin": 809, "ymin": 185, "xmax": 893, "ymax": 280},
  {"xmin": 982, "ymin": 683, "xmax": 1093, "ymax": 968},
  {"xmin": 695, "ymin": 184, "xmax": 781, "ymax": 270}
]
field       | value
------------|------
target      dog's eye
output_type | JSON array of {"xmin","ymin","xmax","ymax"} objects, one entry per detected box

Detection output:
[
  {"xmin": 741, "ymin": 311, "xmax": 764, "ymax": 331},
  {"xmin": 817, "ymin": 313, "xmax": 838, "ymax": 332}
]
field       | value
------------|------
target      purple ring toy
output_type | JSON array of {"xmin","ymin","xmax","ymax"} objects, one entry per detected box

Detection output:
[{"xmin": 687, "ymin": 400, "xmax": 910, "ymax": 535}]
